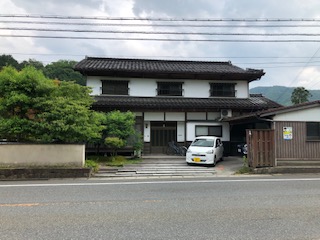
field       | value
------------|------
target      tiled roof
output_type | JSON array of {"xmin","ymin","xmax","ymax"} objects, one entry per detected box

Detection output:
[
  {"xmin": 92, "ymin": 95, "xmax": 281, "ymax": 111},
  {"xmin": 226, "ymin": 100, "xmax": 320, "ymax": 122},
  {"xmin": 260, "ymin": 100, "xmax": 320, "ymax": 117},
  {"xmin": 74, "ymin": 57, "xmax": 265, "ymax": 81}
]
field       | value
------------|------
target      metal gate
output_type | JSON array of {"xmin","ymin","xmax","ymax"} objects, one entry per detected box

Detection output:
[
  {"xmin": 246, "ymin": 129, "xmax": 275, "ymax": 168},
  {"xmin": 150, "ymin": 122, "xmax": 177, "ymax": 154}
]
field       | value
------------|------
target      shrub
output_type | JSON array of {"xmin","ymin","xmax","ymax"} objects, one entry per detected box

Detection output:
[
  {"xmin": 105, "ymin": 137, "xmax": 125, "ymax": 157},
  {"xmin": 85, "ymin": 160, "xmax": 99, "ymax": 172}
]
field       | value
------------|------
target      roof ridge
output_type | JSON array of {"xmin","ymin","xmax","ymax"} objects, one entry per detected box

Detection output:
[{"xmin": 85, "ymin": 56, "xmax": 232, "ymax": 65}]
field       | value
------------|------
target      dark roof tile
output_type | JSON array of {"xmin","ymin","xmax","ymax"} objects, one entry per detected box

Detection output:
[
  {"xmin": 75, "ymin": 57, "xmax": 265, "ymax": 81},
  {"xmin": 92, "ymin": 95, "xmax": 281, "ymax": 111}
]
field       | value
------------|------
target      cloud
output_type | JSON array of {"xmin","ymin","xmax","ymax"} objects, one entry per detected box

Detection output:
[
  {"xmin": 1, "ymin": 0, "xmax": 320, "ymax": 89},
  {"xmin": 133, "ymin": 0, "xmax": 223, "ymax": 17},
  {"xmin": 297, "ymin": 67, "xmax": 320, "ymax": 89},
  {"xmin": 10, "ymin": 0, "xmax": 103, "ymax": 15}
]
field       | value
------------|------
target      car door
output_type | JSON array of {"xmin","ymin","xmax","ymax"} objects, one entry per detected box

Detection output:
[{"xmin": 215, "ymin": 138, "xmax": 222, "ymax": 159}]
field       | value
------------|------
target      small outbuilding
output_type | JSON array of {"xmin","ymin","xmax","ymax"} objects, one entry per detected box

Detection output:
[{"xmin": 227, "ymin": 100, "xmax": 320, "ymax": 168}]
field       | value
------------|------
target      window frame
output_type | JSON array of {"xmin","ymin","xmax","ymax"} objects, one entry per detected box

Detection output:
[
  {"xmin": 101, "ymin": 80, "xmax": 129, "ymax": 95},
  {"xmin": 306, "ymin": 122, "xmax": 320, "ymax": 141},
  {"xmin": 157, "ymin": 82, "xmax": 183, "ymax": 96},
  {"xmin": 195, "ymin": 125, "xmax": 223, "ymax": 137},
  {"xmin": 210, "ymin": 83, "xmax": 236, "ymax": 97}
]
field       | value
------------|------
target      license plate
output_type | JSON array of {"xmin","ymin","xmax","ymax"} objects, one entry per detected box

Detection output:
[{"xmin": 193, "ymin": 157, "xmax": 201, "ymax": 162}]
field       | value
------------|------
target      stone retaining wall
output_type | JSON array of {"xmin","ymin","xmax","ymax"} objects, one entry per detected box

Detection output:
[
  {"xmin": 0, "ymin": 143, "xmax": 85, "ymax": 167},
  {"xmin": 0, "ymin": 168, "xmax": 92, "ymax": 180}
]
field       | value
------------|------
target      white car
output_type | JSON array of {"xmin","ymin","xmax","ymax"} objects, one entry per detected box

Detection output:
[{"xmin": 186, "ymin": 136, "xmax": 224, "ymax": 166}]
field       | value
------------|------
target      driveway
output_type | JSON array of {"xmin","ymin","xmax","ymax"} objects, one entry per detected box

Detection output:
[{"xmin": 93, "ymin": 156, "xmax": 244, "ymax": 179}]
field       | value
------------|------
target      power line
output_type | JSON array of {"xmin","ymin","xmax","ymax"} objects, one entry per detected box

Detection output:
[
  {"xmin": 1, "ymin": 14, "xmax": 320, "ymax": 22},
  {"xmin": 275, "ymin": 45, "xmax": 320, "ymax": 102},
  {"xmin": 2, "ymin": 34, "xmax": 320, "ymax": 42},
  {"xmin": 4, "ymin": 52, "xmax": 320, "ymax": 59},
  {"xmin": 1, "ymin": 20, "xmax": 320, "ymax": 28},
  {"xmin": 1, "ymin": 27, "xmax": 320, "ymax": 37}
]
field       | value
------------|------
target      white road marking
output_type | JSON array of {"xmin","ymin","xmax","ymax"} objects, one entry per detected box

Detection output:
[{"xmin": 1, "ymin": 177, "xmax": 320, "ymax": 188}]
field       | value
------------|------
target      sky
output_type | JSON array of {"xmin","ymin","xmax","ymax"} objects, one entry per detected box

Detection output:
[{"xmin": 1, "ymin": 0, "xmax": 320, "ymax": 89}]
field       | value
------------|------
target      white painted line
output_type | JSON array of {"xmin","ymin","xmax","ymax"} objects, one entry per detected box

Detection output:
[{"xmin": 1, "ymin": 178, "xmax": 320, "ymax": 188}]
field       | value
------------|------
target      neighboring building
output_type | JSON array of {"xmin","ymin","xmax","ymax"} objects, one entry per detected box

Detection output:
[
  {"xmin": 74, "ymin": 57, "xmax": 281, "ymax": 155},
  {"xmin": 228, "ymin": 100, "xmax": 320, "ymax": 167}
]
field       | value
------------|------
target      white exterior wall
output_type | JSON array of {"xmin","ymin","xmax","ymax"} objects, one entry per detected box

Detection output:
[
  {"xmin": 144, "ymin": 121, "xmax": 150, "ymax": 142},
  {"xmin": 177, "ymin": 122, "xmax": 185, "ymax": 142},
  {"xmin": 86, "ymin": 76, "xmax": 249, "ymax": 98},
  {"xmin": 272, "ymin": 107, "xmax": 320, "ymax": 122},
  {"xmin": 184, "ymin": 81, "xmax": 210, "ymax": 97},
  {"xmin": 86, "ymin": 76, "xmax": 102, "ymax": 95},
  {"xmin": 236, "ymin": 81, "xmax": 249, "ymax": 98},
  {"xmin": 129, "ymin": 79, "xmax": 157, "ymax": 97},
  {"xmin": 144, "ymin": 112, "xmax": 165, "ymax": 121},
  {"xmin": 166, "ymin": 112, "xmax": 185, "ymax": 121}
]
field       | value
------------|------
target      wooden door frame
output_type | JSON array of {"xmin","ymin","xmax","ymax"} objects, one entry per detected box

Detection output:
[{"xmin": 150, "ymin": 121, "xmax": 177, "ymax": 154}]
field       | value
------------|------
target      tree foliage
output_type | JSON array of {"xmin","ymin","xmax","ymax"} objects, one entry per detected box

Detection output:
[
  {"xmin": 43, "ymin": 60, "xmax": 85, "ymax": 85},
  {"xmin": 105, "ymin": 137, "xmax": 126, "ymax": 157},
  {"xmin": 0, "ymin": 66, "xmax": 105, "ymax": 143},
  {"xmin": 291, "ymin": 87, "xmax": 312, "ymax": 105},
  {"xmin": 0, "ymin": 55, "xmax": 85, "ymax": 85},
  {"xmin": 20, "ymin": 59, "xmax": 45, "ymax": 71},
  {"xmin": 0, "ymin": 54, "xmax": 20, "ymax": 70},
  {"xmin": 103, "ymin": 110, "xmax": 136, "ymax": 143}
]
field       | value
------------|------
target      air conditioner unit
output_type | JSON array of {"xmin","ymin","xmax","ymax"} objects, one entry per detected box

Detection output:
[{"xmin": 220, "ymin": 109, "xmax": 232, "ymax": 118}]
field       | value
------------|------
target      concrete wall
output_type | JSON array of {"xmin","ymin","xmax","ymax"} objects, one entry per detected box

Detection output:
[{"xmin": 0, "ymin": 144, "xmax": 85, "ymax": 167}]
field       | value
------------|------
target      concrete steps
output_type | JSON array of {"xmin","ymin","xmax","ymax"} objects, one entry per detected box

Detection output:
[{"xmin": 93, "ymin": 156, "xmax": 216, "ymax": 178}]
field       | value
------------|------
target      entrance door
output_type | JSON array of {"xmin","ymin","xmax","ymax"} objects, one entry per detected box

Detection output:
[{"xmin": 150, "ymin": 122, "xmax": 177, "ymax": 154}]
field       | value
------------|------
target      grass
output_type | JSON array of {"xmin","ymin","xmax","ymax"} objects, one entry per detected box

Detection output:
[
  {"xmin": 235, "ymin": 166, "xmax": 253, "ymax": 174},
  {"xmin": 84, "ymin": 160, "xmax": 99, "ymax": 172},
  {"xmin": 235, "ymin": 156, "xmax": 253, "ymax": 174},
  {"xmin": 86, "ymin": 155, "xmax": 142, "ymax": 167}
]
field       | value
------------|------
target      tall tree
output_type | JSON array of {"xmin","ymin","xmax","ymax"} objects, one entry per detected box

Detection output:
[
  {"xmin": 291, "ymin": 87, "xmax": 312, "ymax": 105},
  {"xmin": 44, "ymin": 60, "xmax": 86, "ymax": 85},
  {"xmin": 20, "ymin": 58, "xmax": 44, "ymax": 71},
  {"xmin": 0, "ymin": 66, "xmax": 105, "ymax": 143},
  {"xmin": 0, "ymin": 54, "xmax": 20, "ymax": 70}
]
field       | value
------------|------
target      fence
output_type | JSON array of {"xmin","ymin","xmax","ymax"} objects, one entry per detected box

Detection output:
[{"xmin": 246, "ymin": 129, "xmax": 275, "ymax": 168}]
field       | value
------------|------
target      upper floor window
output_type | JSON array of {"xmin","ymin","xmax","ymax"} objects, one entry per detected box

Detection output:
[
  {"xmin": 210, "ymin": 83, "xmax": 236, "ymax": 97},
  {"xmin": 306, "ymin": 122, "xmax": 320, "ymax": 140},
  {"xmin": 157, "ymin": 82, "xmax": 183, "ymax": 96},
  {"xmin": 102, "ymin": 80, "xmax": 128, "ymax": 95}
]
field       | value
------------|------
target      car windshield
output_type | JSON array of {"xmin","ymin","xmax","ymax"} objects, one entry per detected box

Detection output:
[{"xmin": 191, "ymin": 139, "xmax": 214, "ymax": 147}]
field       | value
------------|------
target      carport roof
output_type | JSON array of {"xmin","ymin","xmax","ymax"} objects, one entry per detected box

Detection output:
[{"xmin": 226, "ymin": 100, "xmax": 320, "ymax": 123}]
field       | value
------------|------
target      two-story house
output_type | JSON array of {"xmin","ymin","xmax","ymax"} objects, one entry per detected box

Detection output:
[{"xmin": 74, "ymin": 57, "xmax": 281, "ymax": 155}]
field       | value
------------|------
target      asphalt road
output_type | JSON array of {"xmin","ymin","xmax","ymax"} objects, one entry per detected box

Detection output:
[{"xmin": 1, "ymin": 176, "xmax": 320, "ymax": 240}]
